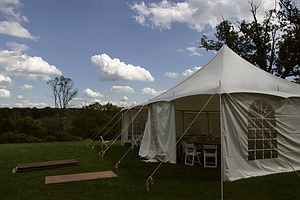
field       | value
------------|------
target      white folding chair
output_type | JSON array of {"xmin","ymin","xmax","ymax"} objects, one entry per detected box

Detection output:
[
  {"xmin": 134, "ymin": 135, "xmax": 142, "ymax": 147},
  {"xmin": 131, "ymin": 135, "xmax": 142, "ymax": 150},
  {"xmin": 182, "ymin": 143, "xmax": 202, "ymax": 166},
  {"xmin": 100, "ymin": 136, "xmax": 109, "ymax": 149},
  {"xmin": 180, "ymin": 140, "xmax": 187, "ymax": 161},
  {"xmin": 203, "ymin": 145, "xmax": 217, "ymax": 168}
]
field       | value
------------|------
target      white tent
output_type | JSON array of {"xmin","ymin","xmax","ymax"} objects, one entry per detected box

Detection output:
[{"xmin": 122, "ymin": 45, "xmax": 300, "ymax": 181}]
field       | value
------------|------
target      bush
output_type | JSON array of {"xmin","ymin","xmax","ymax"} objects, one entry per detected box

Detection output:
[
  {"xmin": 0, "ymin": 132, "xmax": 44, "ymax": 143},
  {"xmin": 0, "ymin": 132, "xmax": 83, "ymax": 143},
  {"xmin": 42, "ymin": 135, "xmax": 57, "ymax": 142},
  {"xmin": 0, "ymin": 132, "xmax": 27, "ymax": 143},
  {"xmin": 55, "ymin": 132, "xmax": 82, "ymax": 142},
  {"xmin": 25, "ymin": 135, "xmax": 42, "ymax": 143}
]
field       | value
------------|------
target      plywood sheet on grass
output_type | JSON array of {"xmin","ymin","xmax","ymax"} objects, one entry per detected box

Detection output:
[
  {"xmin": 45, "ymin": 171, "xmax": 117, "ymax": 184},
  {"xmin": 15, "ymin": 159, "xmax": 78, "ymax": 172}
]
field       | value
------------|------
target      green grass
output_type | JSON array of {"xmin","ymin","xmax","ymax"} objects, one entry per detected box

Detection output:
[{"xmin": 0, "ymin": 141, "xmax": 299, "ymax": 200}]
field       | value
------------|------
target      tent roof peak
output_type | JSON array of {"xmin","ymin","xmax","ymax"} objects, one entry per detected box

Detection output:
[{"xmin": 135, "ymin": 45, "xmax": 300, "ymax": 107}]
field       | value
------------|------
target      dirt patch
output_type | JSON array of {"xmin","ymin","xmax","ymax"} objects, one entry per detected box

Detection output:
[{"xmin": 0, "ymin": 149, "xmax": 15, "ymax": 153}]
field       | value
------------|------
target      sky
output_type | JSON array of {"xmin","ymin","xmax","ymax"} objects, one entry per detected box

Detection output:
[{"xmin": 0, "ymin": 0, "xmax": 299, "ymax": 108}]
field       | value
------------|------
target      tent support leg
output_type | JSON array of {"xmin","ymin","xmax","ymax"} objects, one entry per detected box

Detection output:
[{"xmin": 220, "ymin": 94, "xmax": 224, "ymax": 200}]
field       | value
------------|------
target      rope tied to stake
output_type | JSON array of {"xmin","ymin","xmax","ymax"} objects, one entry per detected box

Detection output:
[
  {"xmin": 99, "ymin": 150, "xmax": 106, "ymax": 158},
  {"xmin": 115, "ymin": 161, "xmax": 120, "ymax": 170},
  {"xmin": 145, "ymin": 176, "xmax": 154, "ymax": 191}
]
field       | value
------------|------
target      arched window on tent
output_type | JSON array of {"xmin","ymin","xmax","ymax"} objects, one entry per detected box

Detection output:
[{"xmin": 247, "ymin": 99, "xmax": 278, "ymax": 160}]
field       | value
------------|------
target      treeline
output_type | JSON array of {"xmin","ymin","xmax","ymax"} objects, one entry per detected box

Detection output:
[{"xmin": 0, "ymin": 103, "xmax": 122, "ymax": 144}]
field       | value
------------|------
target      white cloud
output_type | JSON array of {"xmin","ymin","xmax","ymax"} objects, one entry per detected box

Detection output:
[
  {"xmin": 85, "ymin": 97, "xmax": 136, "ymax": 108},
  {"xmin": 142, "ymin": 87, "xmax": 165, "ymax": 96},
  {"xmin": 83, "ymin": 88, "xmax": 104, "ymax": 98},
  {"xmin": 0, "ymin": 21, "xmax": 38, "ymax": 40},
  {"xmin": 16, "ymin": 95, "xmax": 23, "ymax": 99},
  {"xmin": 19, "ymin": 84, "xmax": 33, "ymax": 91},
  {"xmin": 130, "ymin": 0, "xmax": 288, "ymax": 32},
  {"xmin": 0, "ymin": 0, "xmax": 38, "ymax": 40},
  {"xmin": 186, "ymin": 47, "xmax": 202, "ymax": 57},
  {"xmin": 130, "ymin": 1, "xmax": 197, "ymax": 30},
  {"xmin": 121, "ymin": 96, "xmax": 129, "ymax": 101},
  {"xmin": 111, "ymin": 85, "xmax": 135, "ymax": 93},
  {"xmin": 183, "ymin": 66, "xmax": 201, "ymax": 77},
  {"xmin": 0, "ymin": 0, "xmax": 22, "ymax": 20},
  {"xmin": 7, "ymin": 41, "xmax": 28, "ymax": 52},
  {"xmin": 0, "ymin": 43, "xmax": 62, "ymax": 80},
  {"xmin": 73, "ymin": 97, "xmax": 82, "ymax": 101},
  {"xmin": 14, "ymin": 101, "xmax": 48, "ymax": 108},
  {"xmin": 0, "ymin": 74, "xmax": 12, "ymax": 84},
  {"xmin": 91, "ymin": 54, "xmax": 154, "ymax": 82},
  {"xmin": 0, "ymin": 88, "xmax": 11, "ymax": 99},
  {"xmin": 87, "ymin": 99, "xmax": 120, "ymax": 107},
  {"xmin": 165, "ymin": 72, "xmax": 179, "ymax": 78}
]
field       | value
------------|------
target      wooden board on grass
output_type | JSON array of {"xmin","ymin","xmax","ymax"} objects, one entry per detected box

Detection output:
[
  {"xmin": 15, "ymin": 159, "xmax": 78, "ymax": 172},
  {"xmin": 45, "ymin": 171, "xmax": 118, "ymax": 184}
]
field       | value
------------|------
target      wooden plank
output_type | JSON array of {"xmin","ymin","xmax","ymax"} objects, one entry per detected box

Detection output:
[
  {"xmin": 45, "ymin": 171, "xmax": 118, "ymax": 184},
  {"xmin": 15, "ymin": 159, "xmax": 78, "ymax": 172}
]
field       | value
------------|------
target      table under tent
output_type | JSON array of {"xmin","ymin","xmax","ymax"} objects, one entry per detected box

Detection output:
[{"xmin": 121, "ymin": 45, "xmax": 300, "ymax": 182}]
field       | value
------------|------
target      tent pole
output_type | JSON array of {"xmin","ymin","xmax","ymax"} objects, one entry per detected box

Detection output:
[
  {"xmin": 220, "ymin": 94, "xmax": 224, "ymax": 200},
  {"xmin": 131, "ymin": 110, "xmax": 134, "ymax": 149}
]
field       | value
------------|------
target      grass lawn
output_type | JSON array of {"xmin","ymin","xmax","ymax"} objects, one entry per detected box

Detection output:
[{"xmin": 0, "ymin": 141, "xmax": 299, "ymax": 200}]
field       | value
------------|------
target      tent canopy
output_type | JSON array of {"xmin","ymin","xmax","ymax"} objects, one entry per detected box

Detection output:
[{"xmin": 146, "ymin": 45, "xmax": 300, "ymax": 104}]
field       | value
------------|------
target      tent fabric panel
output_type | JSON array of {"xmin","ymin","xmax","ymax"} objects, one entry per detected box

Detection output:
[
  {"xmin": 121, "ymin": 111, "xmax": 130, "ymax": 145},
  {"xmin": 174, "ymin": 94, "xmax": 220, "ymax": 111},
  {"xmin": 139, "ymin": 102, "xmax": 177, "ymax": 163},
  {"xmin": 221, "ymin": 94, "xmax": 300, "ymax": 181},
  {"xmin": 275, "ymin": 98, "xmax": 300, "ymax": 155}
]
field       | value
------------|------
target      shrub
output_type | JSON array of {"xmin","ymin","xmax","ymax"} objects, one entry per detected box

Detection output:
[
  {"xmin": 0, "ymin": 132, "xmax": 27, "ymax": 143},
  {"xmin": 55, "ymin": 132, "xmax": 82, "ymax": 142},
  {"xmin": 42, "ymin": 135, "xmax": 57, "ymax": 142},
  {"xmin": 25, "ymin": 135, "xmax": 42, "ymax": 143}
]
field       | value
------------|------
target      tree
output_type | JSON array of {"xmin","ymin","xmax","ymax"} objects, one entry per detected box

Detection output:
[
  {"xmin": 70, "ymin": 103, "xmax": 121, "ymax": 139},
  {"xmin": 276, "ymin": 0, "xmax": 300, "ymax": 82},
  {"xmin": 200, "ymin": 20, "xmax": 249, "ymax": 58},
  {"xmin": 15, "ymin": 117, "xmax": 45, "ymax": 138},
  {"xmin": 238, "ymin": 2, "xmax": 278, "ymax": 74},
  {"xmin": 200, "ymin": 0, "xmax": 299, "ymax": 82},
  {"xmin": 47, "ymin": 76, "xmax": 78, "ymax": 132}
]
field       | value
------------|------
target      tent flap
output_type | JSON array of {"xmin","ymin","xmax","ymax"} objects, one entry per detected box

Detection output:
[{"xmin": 139, "ymin": 102, "xmax": 177, "ymax": 164}]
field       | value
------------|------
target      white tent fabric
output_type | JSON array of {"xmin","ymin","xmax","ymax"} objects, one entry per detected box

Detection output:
[
  {"xmin": 144, "ymin": 45, "xmax": 300, "ymax": 104},
  {"xmin": 127, "ymin": 45, "xmax": 300, "ymax": 181},
  {"xmin": 221, "ymin": 93, "xmax": 300, "ymax": 181},
  {"xmin": 139, "ymin": 102, "xmax": 176, "ymax": 163}
]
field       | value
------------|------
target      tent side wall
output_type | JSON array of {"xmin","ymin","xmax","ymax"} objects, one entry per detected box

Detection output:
[
  {"xmin": 121, "ymin": 111, "xmax": 129, "ymax": 146},
  {"xmin": 221, "ymin": 93, "xmax": 300, "ymax": 181},
  {"xmin": 121, "ymin": 109, "xmax": 148, "ymax": 146}
]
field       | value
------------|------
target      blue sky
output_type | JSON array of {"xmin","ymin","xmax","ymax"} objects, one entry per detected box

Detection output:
[{"xmin": 0, "ymin": 0, "xmax": 299, "ymax": 108}]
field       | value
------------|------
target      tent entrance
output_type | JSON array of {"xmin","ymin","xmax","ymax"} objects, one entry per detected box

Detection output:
[{"xmin": 176, "ymin": 111, "xmax": 220, "ymax": 141}]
